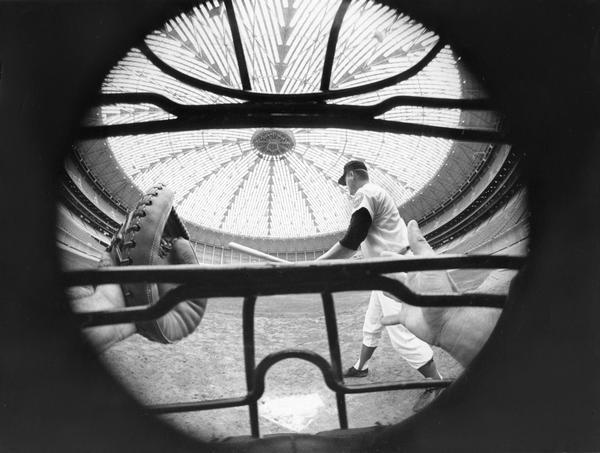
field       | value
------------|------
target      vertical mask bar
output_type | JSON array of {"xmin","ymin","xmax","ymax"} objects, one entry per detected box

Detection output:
[
  {"xmin": 223, "ymin": 0, "xmax": 252, "ymax": 90},
  {"xmin": 320, "ymin": 0, "xmax": 352, "ymax": 91},
  {"xmin": 242, "ymin": 295, "xmax": 260, "ymax": 436},
  {"xmin": 321, "ymin": 291, "xmax": 348, "ymax": 429}
]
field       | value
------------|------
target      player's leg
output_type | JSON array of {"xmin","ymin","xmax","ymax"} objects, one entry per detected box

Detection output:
[
  {"xmin": 344, "ymin": 291, "xmax": 383, "ymax": 378},
  {"xmin": 344, "ymin": 344, "xmax": 377, "ymax": 378},
  {"xmin": 417, "ymin": 358, "xmax": 442, "ymax": 380}
]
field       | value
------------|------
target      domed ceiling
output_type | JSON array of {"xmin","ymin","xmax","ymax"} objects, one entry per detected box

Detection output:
[{"xmin": 76, "ymin": 0, "xmax": 504, "ymax": 242}]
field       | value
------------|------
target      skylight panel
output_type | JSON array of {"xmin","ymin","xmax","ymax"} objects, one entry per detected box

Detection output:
[
  {"xmin": 331, "ymin": 0, "xmax": 437, "ymax": 89},
  {"xmin": 235, "ymin": 0, "xmax": 339, "ymax": 93},
  {"xmin": 176, "ymin": 140, "xmax": 253, "ymax": 213},
  {"xmin": 108, "ymin": 134, "xmax": 175, "ymax": 174},
  {"xmin": 220, "ymin": 158, "xmax": 270, "ymax": 235},
  {"xmin": 378, "ymin": 106, "xmax": 462, "ymax": 128},
  {"xmin": 286, "ymin": 153, "xmax": 349, "ymax": 233},
  {"xmin": 294, "ymin": 145, "xmax": 339, "ymax": 183},
  {"xmin": 146, "ymin": 3, "xmax": 242, "ymax": 89},
  {"xmin": 82, "ymin": 104, "xmax": 174, "ymax": 127},
  {"xmin": 180, "ymin": 152, "xmax": 258, "ymax": 228},
  {"xmin": 331, "ymin": 46, "xmax": 462, "ymax": 105},
  {"xmin": 270, "ymin": 160, "xmax": 317, "ymax": 236},
  {"xmin": 136, "ymin": 158, "xmax": 186, "ymax": 192},
  {"xmin": 102, "ymin": 48, "xmax": 241, "ymax": 105}
]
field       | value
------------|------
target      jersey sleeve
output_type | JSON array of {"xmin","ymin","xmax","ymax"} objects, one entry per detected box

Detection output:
[
  {"xmin": 339, "ymin": 207, "xmax": 373, "ymax": 250},
  {"xmin": 351, "ymin": 189, "xmax": 375, "ymax": 218}
]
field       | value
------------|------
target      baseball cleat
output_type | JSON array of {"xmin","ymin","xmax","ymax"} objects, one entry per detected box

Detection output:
[{"xmin": 343, "ymin": 366, "xmax": 369, "ymax": 378}]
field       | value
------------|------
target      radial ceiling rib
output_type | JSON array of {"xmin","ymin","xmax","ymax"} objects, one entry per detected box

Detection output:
[
  {"xmin": 293, "ymin": 149, "xmax": 340, "ymax": 184},
  {"xmin": 131, "ymin": 151, "xmax": 181, "ymax": 178},
  {"xmin": 218, "ymin": 156, "xmax": 260, "ymax": 230},
  {"xmin": 298, "ymin": 134, "xmax": 409, "ymax": 192},
  {"xmin": 286, "ymin": 153, "xmax": 349, "ymax": 232},
  {"xmin": 266, "ymin": 159, "xmax": 275, "ymax": 235},
  {"xmin": 178, "ymin": 150, "xmax": 258, "ymax": 230},
  {"xmin": 320, "ymin": 0, "xmax": 352, "ymax": 91},
  {"xmin": 138, "ymin": 37, "xmax": 446, "ymax": 102},
  {"xmin": 128, "ymin": 144, "xmax": 202, "ymax": 176},
  {"xmin": 177, "ymin": 151, "xmax": 249, "ymax": 203},
  {"xmin": 223, "ymin": 0, "xmax": 251, "ymax": 90},
  {"xmin": 368, "ymin": 157, "xmax": 410, "ymax": 185},
  {"xmin": 287, "ymin": 165, "xmax": 321, "ymax": 233}
]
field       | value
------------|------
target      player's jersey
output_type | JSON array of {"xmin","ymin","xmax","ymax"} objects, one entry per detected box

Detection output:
[{"xmin": 350, "ymin": 182, "xmax": 409, "ymax": 258}]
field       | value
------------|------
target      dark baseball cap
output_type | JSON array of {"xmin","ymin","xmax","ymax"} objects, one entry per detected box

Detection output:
[{"xmin": 338, "ymin": 160, "xmax": 368, "ymax": 185}]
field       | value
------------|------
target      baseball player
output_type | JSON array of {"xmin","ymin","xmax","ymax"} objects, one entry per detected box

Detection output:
[{"xmin": 317, "ymin": 160, "xmax": 443, "ymax": 411}]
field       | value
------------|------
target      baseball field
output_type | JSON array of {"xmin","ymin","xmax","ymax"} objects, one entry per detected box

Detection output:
[{"xmin": 103, "ymin": 290, "xmax": 467, "ymax": 441}]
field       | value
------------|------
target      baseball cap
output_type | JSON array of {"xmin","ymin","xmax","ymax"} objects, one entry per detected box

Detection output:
[{"xmin": 337, "ymin": 160, "xmax": 368, "ymax": 185}]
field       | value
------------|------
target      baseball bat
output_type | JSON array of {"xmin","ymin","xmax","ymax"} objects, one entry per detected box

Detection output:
[{"xmin": 228, "ymin": 242, "xmax": 291, "ymax": 263}]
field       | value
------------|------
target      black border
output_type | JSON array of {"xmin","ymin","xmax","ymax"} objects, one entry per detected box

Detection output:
[{"xmin": 1, "ymin": 0, "xmax": 599, "ymax": 451}]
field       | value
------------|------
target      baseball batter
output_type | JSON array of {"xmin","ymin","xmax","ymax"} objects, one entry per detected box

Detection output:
[{"xmin": 317, "ymin": 160, "xmax": 443, "ymax": 411}]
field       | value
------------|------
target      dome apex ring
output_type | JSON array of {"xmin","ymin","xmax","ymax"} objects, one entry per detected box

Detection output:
[{"xmin": 251, "ymin": 129, "xmax": 295, "ymax": 158}]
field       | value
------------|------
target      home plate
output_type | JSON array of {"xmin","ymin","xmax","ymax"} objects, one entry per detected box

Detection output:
[{"xmin": 259, "ymin": 393, "xmax": 325, "ymax": 432}]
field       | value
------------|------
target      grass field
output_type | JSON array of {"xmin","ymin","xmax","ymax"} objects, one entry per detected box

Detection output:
[{"xmin": 103, "ymin": 290, "xmax": 466, "ymax": 441}]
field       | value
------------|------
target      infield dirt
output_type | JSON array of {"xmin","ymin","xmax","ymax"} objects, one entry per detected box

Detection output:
[{"xmin": 103, "ymin": 290, "xmax": 465, "ymax": 440}]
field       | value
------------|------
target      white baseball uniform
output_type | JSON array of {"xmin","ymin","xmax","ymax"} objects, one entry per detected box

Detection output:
[{"xmin": 352, "ymin": 182, "xmax": 433, "ymax": 369}]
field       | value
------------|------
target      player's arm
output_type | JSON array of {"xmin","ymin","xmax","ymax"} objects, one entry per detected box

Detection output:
[{"xmin": 317, "ymin": 208, "xmax": 372, "ymax": 260}]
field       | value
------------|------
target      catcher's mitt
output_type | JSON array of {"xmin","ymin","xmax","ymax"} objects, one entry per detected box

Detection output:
[{"xmin": 107, "ymin": 183, "xmax": 206, "ymax": 343}]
